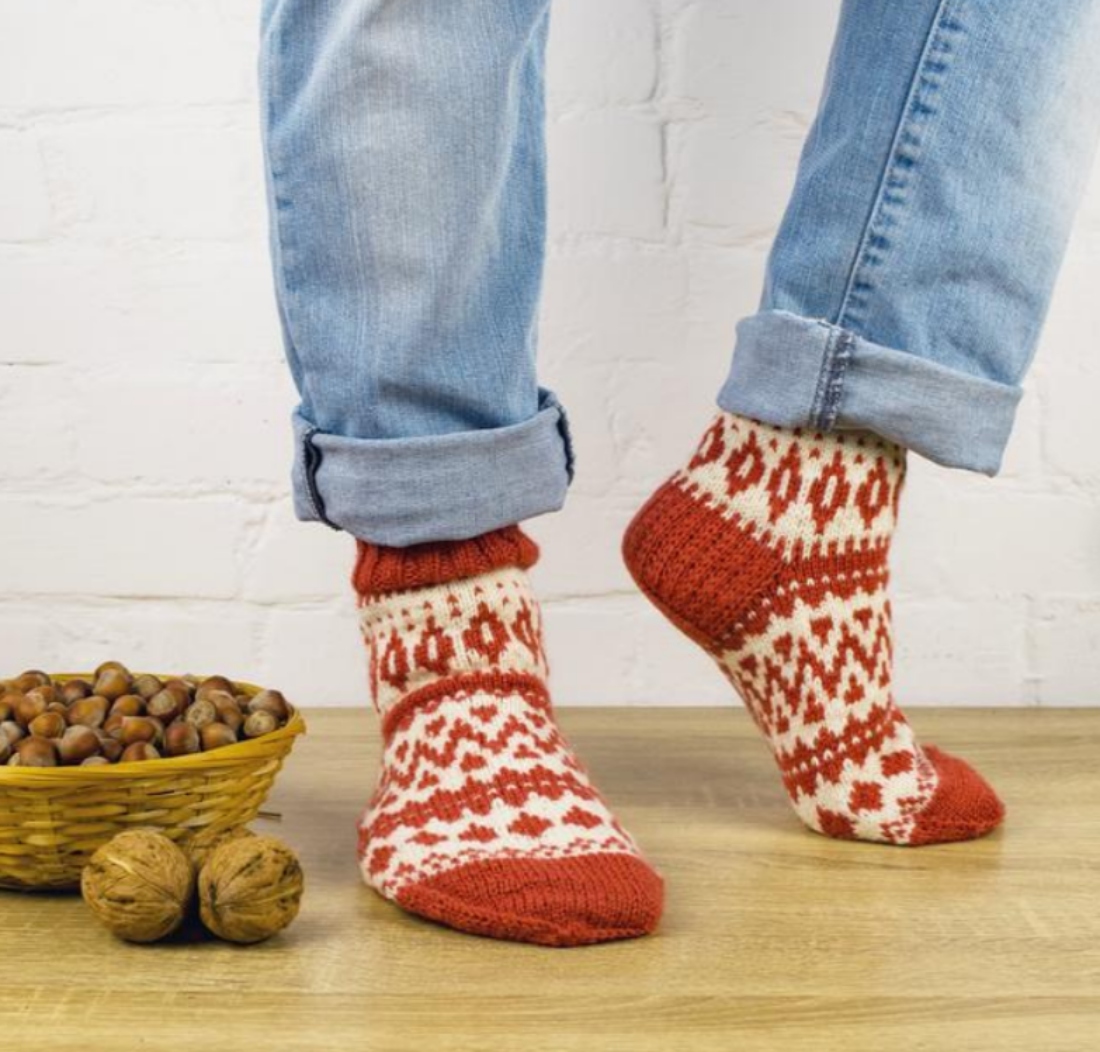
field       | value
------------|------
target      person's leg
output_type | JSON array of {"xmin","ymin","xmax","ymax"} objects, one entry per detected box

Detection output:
[
  {"xmin": 258, "ymin": 0, "xmax": 663, "ymax": 944},
  {"xmin": 259, "ymin": 0, "xmax": 572, "ymax": 547},
  {"xmin": 725, "ymin": 0, "xmax": 1100, "ymax": 473},
  {"xmin": 624, "ymin": 0, "xmax": 1100, "ymax": 845}
]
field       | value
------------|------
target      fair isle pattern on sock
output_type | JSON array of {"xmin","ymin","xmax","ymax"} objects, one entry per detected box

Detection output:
[
  {"xmin": 353, "ymin": 553, "xmax": 664, "ymax": 946},
  {"xmin": 623, "ymin": 411, "xmax": 1004, "ymax": 846}
]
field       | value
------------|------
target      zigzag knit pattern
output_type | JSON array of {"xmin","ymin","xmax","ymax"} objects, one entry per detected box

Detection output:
[
  {"xmin": 352, "ymin": 527, "xmax": 664, "ymax": 946},
  {"xmin": 623, "ymin": 411, "xmax": 1005, "ymax": 845}
]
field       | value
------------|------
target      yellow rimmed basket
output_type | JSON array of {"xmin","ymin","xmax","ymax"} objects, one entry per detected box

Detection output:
[{"xmin": 0, "ymin": 673, "xmax": 306, "ymax": 891}]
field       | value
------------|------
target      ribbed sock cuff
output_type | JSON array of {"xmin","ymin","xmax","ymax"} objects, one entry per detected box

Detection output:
[{"xmin": 351, "ymin": 525, "xmax": 540, "ymax": 599}]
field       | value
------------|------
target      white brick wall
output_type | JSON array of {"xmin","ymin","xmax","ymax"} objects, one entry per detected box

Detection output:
[{"xmin": 2, "ymin": 0, "xmax": 1099, "ymax": 709}]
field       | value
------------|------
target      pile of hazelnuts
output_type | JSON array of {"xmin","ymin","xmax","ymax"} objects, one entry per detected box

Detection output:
[{"xmin": 0, "ymin": 662, "xmax": 292, "ymax": 768}]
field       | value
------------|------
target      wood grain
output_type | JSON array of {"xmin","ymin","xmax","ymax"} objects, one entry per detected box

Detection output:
[{"xmin": 1, "ymin": 707, "xmax": 1097, "ymax": 1052}]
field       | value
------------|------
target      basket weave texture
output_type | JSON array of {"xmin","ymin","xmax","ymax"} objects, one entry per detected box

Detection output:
[{"xmin": 0, "ymin": 673, "xmax": 306, "ymax": 891}]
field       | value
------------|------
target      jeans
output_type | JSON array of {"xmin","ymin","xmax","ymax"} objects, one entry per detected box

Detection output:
[{"xmin": 258, "ymin": 0, "xmax": 1100, "ymax": 546}]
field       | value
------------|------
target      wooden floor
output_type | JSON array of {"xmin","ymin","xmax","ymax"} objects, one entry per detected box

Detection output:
[{"xmin": 2, "ymin": 707, "xmax": 1098, "ymax": 1052}]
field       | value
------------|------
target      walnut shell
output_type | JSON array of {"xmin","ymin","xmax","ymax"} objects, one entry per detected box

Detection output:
[
  {"xmin": 185, "ymin": 825, "xmax": 256, "ymax": 872},
  {"xmin": 198, "ymin": 835, "xmax": 303, "ymax": 944},
  {"xmin": 81, "ymin": 830, "xmax": 195, "ymax": 943}
]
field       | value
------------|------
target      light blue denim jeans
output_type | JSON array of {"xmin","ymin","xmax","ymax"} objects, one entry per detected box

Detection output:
[{"xmin": 258, "ymin": 0, "xmax": 1100, "ymax": 546}]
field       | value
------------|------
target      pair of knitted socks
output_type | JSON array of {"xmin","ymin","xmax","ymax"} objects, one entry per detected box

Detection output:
[{"xmin": 350, "ymin": 412, "xmax": 1003, "ymax": 946}]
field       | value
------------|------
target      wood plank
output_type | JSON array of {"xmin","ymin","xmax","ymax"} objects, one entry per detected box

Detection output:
[{"xmin": 1, "ymin": 707, "xmax": 1097, "ymax": 1051}]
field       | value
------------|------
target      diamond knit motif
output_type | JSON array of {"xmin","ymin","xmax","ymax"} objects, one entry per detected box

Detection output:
[
  {"xmin": 352, "ymin": 534, "xmax": 664, "ymax": 946},
  {"xmin": 623, "ymin": 411, "xmax": 1004, "ymax": 846}
]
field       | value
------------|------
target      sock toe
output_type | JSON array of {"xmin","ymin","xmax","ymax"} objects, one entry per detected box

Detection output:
[
  {"xmin": 909, "ymin": 745, "xmax": 1005, "ymax": 845},
  {"xmin": 396, "ymin": 853, "xmax": 665, "ymax": 947}
]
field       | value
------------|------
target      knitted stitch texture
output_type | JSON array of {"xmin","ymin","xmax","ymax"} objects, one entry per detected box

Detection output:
[
  {"xmin": 352, "ymin": 526, "xmax": 664, "ymax": 945},
  {"xmin": 623, "ymin": 411, "xmax": 1004, "ymax": 846}
]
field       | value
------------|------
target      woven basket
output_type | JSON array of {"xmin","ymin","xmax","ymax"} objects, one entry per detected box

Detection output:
[{"xmin": 0, "ymin": 673, "xmax": 306, "ymax": 891}]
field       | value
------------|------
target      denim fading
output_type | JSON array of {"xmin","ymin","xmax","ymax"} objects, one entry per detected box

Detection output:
[
  {"xmin": 259, "ymin": 0, "xmax": 563, "ymax": 544},
  {"xmin": 722, "ymin": 0, "xmax": 1100, "ymax": 476},
  {"xmin": 258, "ymin": 0, "xmax": 1100, "ymax": 545}
]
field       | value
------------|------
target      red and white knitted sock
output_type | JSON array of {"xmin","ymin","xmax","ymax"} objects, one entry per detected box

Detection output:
[
  {"xmin": 623, "ymin": 411, "xmax": 1004, "ymax": 845},
  {"xmin": 351, "ymin": 527, "xmax": 664, "ymax": 945}
]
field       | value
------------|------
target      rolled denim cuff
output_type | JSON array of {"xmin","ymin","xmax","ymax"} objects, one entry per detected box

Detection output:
[
  {"xmin": 290, "ymin": 386, "xmax": 575, "ymax": 546},
  {"xmin": 717, "ymin": 310, "xmax": 1023, "ymax": 476}
]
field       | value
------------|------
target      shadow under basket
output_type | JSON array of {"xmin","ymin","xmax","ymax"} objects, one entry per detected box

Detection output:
[{"xmin": 0, "ymin": 673, "xmax": 307, "ymax": 891}]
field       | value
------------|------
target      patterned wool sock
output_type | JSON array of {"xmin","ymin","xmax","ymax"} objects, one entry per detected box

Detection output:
[
  {"xmin": 623, "ymin": 411, "xmax": 1004, "ymax": 845},
  {"xmin": 351, "ymin": 526, "xmax": 664, "ymax": 945}
]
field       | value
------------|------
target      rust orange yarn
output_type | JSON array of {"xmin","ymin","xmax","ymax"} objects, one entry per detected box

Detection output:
[
  {"xmin": 351, "ymin": 526, "xmax": 664, "ymax": 946},
  {"xmin": 624, "ymin": 411, "xmax": 1004, "ymax": 846},
  {"xmin": 352, "ymin": 524, "xmax": 539, "ymax": 598}
]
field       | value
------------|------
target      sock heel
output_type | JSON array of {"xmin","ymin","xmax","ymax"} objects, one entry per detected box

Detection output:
[{"xmin": 622, "ymin": 476, "xmax": 783, "ymax": 651}]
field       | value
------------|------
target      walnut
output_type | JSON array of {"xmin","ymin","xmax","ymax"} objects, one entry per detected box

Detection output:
[
  {"xmin": 198, "ymin": 835, "xmax": 303, "ymax": 944},
  {"xmin": 185, "ymin": 825, "xmax": 256, "ymax": 873},
  {"xmin": 80, "ymin": 830, "xmax": 194, "ymax": 943}
]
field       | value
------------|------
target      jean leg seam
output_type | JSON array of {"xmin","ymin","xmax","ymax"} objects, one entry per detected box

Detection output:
[
  {"xmin": 833, "ymin": 0, "xmax": 969, "ymax": 332},
  {"xmin": 258, "ymin": 3, "xmax": 317, "ymax": 417},
  {"xmin": 810, "ymin": 324, "xmax": 855, "ymax": 430}
]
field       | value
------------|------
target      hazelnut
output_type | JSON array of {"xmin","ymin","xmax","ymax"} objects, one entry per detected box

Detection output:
[
  {"xmin": 81, "ymin": 830, "xmax": 194, "ymax": 943},
  {"xmin": 213, "ymin": 695, "xmax": 243, "ymax": 733},
  {"xmin": 1, "ymin": 720, "xmax": 27, "ymax": 746},
  {"xmin": 247, "ymin": 690, "xmax": 289, "ymax": 722},
  {"xmin": 109, "ymin": 694, "xmax": 145, "ymax": 718},
  {"xmin": 46, "ymin": 701, "xmax": 69, "ymax": 718},
  {"xmin": 16, "ymin": 736, "xmax": 59, "ymax": 767},
  {"xmin": 57, "ymin": 725, "xmax": 102, "ymax": 765},
  {"xmin": 97, "ymin": 736, "xmax": 124, "ymax": 763},
  {"xmin": 146, "ymin": 689, "xmax": 184, "ymax": 723},
  {"xmin": 13, "ymin": 670, "xmax": 51, "ymax": 692},
  {"xmin": 195, "ymin": 676, "xmax": 235, "ymax": 702},
  {"xmin": 183, "ymin": 699, "xmax": 217, "ymax": 731},
  {"xmin": 200, "ymin": 722, "xmax": 238, "ymax": 751},
  {"xmin": 60, "ymin": 679, "xmax": 93, "ymax": 705},
  {"xmin": 243, "ymin": 710, "xmax": 277, "ymax": 739},
  {"xmin": 131, "ymin": 673, "xmax": 164, "ymax": 700},
  {"xmin": 102, "ymin": 712, "xmax": 125, "ymax": 740},
  {"xmin": 164, "ymin": 722, "xmax": 201, "ymax": 758},
  {"xmin": 80, "ymin": 755, "xmax": 112, "ymax": 767},
  {"xmin": 116, "ymin": 716, "xmax": 163, "ymax": 748},
  {"xmin": 93, "ymin": 660, "xmax": 131, "ymax": 681},
  {"xmin": 92, "ymin": 667, "xmax": 132, "ymax": 701},
  {"xmin": 67, "ymin": 695, "xmax": 110, "ymax": 729},
  {"xmin": 26, "ymin": 684, "xmax": 59, "ymax": 707},
  {"xmin": 161, "ymin": 679, "xmax": 195, "ymax": 702},
  {"xmin": 119, "ymin": 742, "xmax": 160, "ymax": 764},
  {"xmin": 14, "ymin": 693, "xmax": 47, "ymax": 728},
  {"xmin": 202, "ymin": 689, "xmax": 236, "ymax": 709},
  {"xmin": 28, "ymin": 711, "xmax": 67, "ymax": 739}
]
